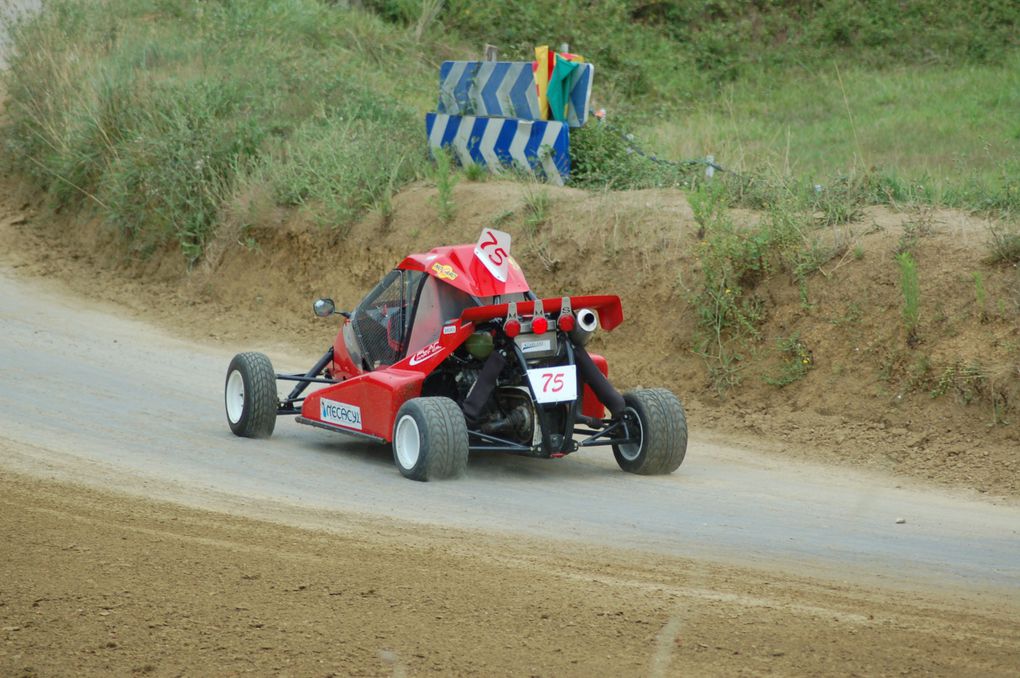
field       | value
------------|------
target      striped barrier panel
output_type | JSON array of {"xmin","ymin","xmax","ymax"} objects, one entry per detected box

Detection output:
[
  {"xmin": 437, "ymin": 60, "xmax": 594, "ymax": 128},
  {"xmin": 425, "ymin": 113, "xmax": 570, "ymax": 186}
]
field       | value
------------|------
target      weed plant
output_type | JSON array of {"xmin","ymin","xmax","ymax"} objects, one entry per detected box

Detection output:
[
  {"xmin": 764, "ymin": 334, "xmax": 814, "ymax": 387},
  {"xmin": 929, "ymin": 361, "xmax": 1011, "ymax": 426},
  {"xmin": 987, "ymin": 222, "xmax": 1020, "ymax": 264},
  {"xmin": 972, "ymin": 272, "xmax": 989, "ymax": 322},
  {"xmin": 522, "ymin": 187, "xmax": 549, "ymax": 235},
  {"xmin": 896, "ymin": 252, "xmax": 921, "ymax": 343},
  {"xmin": 569, "ymin": 121, "xmax": 692, "ymax": 190},
  {"xmin": 430, "ymin": 147, "xmax": 458, "ymax": 225}
]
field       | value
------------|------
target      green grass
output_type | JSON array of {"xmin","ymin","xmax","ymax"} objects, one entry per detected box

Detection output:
[
  {"xmin": 2, "ymin": 0, "xmax": 1019, "ymax": 262},
  {"xmin": 641, "ymin": 60, "xmax": 1020, "ymax": 211},
  {"xmin": 369, "ymin": 0, "xmax": 1020, "ymax": 218},
  {"xmin": 377, "ymin": 0, "xmax": 1019, "ymax": 105},
  {"xmin": 1, "ymin": 0, "xmax": 436, "ymax": 259}
]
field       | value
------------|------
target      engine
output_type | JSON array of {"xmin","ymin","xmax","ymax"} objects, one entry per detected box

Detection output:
[{"xmin": 480, "ymin": 387, "xmax": 537, "ymax": 445}]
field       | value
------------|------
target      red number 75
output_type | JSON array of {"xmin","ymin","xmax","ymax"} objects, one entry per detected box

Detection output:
[{"xmin": 541, "ymin": 373, "xmax": 564, "ymax": 392}]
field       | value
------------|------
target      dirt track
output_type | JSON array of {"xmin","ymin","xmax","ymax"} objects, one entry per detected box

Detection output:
[
  {"xmin": 4, "ymin": 471, "xmax": 1020, "ymax": 677},
  {"xmin": 1, "ymin": 220, "xmax": 1020, "ymax": 674}
]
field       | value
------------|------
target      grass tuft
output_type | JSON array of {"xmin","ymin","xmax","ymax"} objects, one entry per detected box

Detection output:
[
  {"xmin": 896, "ymin": 252, "xmax": 920, "ymax": 344},
  {"xmin": 430, "ymin": 146, "xmax": 458, "ymax": 225},
  {"xmin": 987, "ymin": 222, "xmax": 1020, "ymax": 264},
  {"xmin": 764, "ymin": 334, "xmax": 814, "ymax": 387}
]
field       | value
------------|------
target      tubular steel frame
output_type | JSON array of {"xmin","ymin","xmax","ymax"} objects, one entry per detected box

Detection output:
[{"xmin": 274, "ymin": 336, "xmax": 638, "ymax": 456}]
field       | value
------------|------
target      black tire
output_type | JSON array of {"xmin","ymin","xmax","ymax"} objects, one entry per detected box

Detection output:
[
  {"xmin": 224, "ymin": 352, "xmax": 278, "ymax": 438},
  {"xmin": 612, "ymin": 388, "xmax": 688, "ymax": 475},
  {"xmin": 392, "ymin": 397, "xmax": 469, "ymax": 481}
]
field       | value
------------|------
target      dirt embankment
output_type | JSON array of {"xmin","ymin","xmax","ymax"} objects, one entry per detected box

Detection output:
[
  {"xmin": 0, "ymin": 178, "xmax": 1017, "ymax": 496},
  {"xmin": 2, "ymin": 470, "xmax": 1018, "ymax": 677}
]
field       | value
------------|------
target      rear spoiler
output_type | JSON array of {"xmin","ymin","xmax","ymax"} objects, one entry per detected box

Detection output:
[{"xmin": 460, "ymin": 295, "xmax": 624, "ymax": 331}]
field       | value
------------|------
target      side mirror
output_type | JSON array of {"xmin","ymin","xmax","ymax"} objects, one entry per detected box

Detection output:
[{"xmin": 313, "ymin": 298, "xmax": 335, "ymax": 317}]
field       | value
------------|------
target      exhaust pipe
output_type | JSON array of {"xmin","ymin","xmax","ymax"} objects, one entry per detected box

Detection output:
[{"xmin": 570, "ymin": 308, "xmax": 599, "ymax": 346}]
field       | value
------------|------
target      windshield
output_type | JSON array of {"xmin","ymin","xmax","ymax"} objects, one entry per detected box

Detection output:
[{"xmin": 351, "ymin": 269, "xmax": 426, "ymax": 368}]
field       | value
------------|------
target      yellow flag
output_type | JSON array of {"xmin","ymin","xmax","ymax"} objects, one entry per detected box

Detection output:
[{"xmin": 534, "ymin": 45, "xmax": 551, "ymax": 120}]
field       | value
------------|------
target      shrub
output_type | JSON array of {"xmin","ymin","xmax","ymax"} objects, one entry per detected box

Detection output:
[
  {"xmin": 987, "ymin": 223, "xmax": 1020, "ymax": 264},
  {"xmin": 569, "ymin": 121, "xmax": 692, "ymax": 190}
]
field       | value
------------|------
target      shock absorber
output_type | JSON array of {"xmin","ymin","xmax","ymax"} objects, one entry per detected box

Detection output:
[{"xmin": 461, "ymin": 350, "xmax": 507, "ymax": 420}]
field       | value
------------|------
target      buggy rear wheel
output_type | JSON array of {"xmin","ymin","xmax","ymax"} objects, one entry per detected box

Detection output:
[
  {"xmin": 225, "ymin": 352, "xmax": 278, "ymax": 439},
  {"xmin": 612, "ymin": 388, "xmax": 687, "ymax": 475},
  {"xmin": 392, "ymin": 397, "xmax": 468, "ymax": 481}
]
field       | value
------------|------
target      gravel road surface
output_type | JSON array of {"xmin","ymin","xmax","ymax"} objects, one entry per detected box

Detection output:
[{"xmin": 2, "ymin": 269, "xmax": 1017, "ymax": 593}]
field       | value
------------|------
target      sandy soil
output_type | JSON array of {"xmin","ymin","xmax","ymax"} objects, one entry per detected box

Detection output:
[{"xmin": 3, "ymin": 470, "xmax": 1018, "ymax": 677}]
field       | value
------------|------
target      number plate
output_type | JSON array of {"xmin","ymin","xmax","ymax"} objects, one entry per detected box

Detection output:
[
  {"xmin": 526, "ymin": 365, "xmax": 578, "ymax": 404},
  {"xmin": 474, "ymin": 228, "xmax": 512, "ymax": 282}
]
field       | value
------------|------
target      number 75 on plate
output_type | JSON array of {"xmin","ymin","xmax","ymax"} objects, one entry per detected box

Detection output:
[{"xmin": 526, "ymin": 365, "xmax": 578, "ymax": 404}]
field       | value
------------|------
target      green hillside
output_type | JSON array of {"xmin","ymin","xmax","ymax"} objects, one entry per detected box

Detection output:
[{"xmin": 2, "ymin": 0, "xmax": 1018, "ymax": 258}]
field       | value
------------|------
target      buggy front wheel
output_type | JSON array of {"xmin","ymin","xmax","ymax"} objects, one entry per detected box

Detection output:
[{"xmin": 224, "ymin": 352, "xmax": 278, "ymax": 439}]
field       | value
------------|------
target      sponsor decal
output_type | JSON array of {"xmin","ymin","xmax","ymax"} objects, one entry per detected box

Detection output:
[
  {"xmin": 520, "ymin": 339, "xmax": 552, "ymax": 353},
  {"xmin": 442, "ymin": 324, "xmax": 457, "ymax": 335},
  {"xmin": 431, "ymin": 262, "xmax": 458, "ymax": 281},
  {"xmin": 408, "ymin": 341, "xmax": 444, "ymax": 366},
  {"xmin": 320, "ymin": 398, "xmax": 362, "ymax": 430}
]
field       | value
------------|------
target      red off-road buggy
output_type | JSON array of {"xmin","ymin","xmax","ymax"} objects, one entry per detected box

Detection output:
[{"xmin": 224, "ymin": 229, "xmax": 687, "ymax": 481}]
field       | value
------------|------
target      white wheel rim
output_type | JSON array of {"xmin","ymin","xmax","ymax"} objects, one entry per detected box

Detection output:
[
  {"xmin": 226, "ymin": 370, "xmax": 245, "ymax": 424},
  {"xmin": 618, "ymin": 407, "xmax": 643, "ymax": 461},
  {"xmin": 394, "ymin": 415, "xmax": 421, "ymax": 470}
]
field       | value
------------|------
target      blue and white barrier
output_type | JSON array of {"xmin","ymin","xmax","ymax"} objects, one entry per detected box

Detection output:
[
  {"xmin": 425, "ymin": 113, "xmax": 570, "ymax": 186},
  {"xmin": 437, "ymin": 60, "xmax": 594, "ymax": 128}
]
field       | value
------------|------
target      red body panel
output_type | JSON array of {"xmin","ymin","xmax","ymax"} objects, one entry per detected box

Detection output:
[
  {"xmin": 304, "ymin": 322, "xmax": 477, "ymax": 440},
  {"xmin": 302, "ymin": 369, "xmax": 425, "ymax": 439},
  {"xmin": 331, "ymin": 321, "xmax": 362, "ymax": 380},
  {"xmin": 582, "ymin": 354, "xmax": 609, "ymax": 420},
  {"xmin": 460, "ymin": 295, "xmax": 624, "ymax": 331},
  {"xmin": 398, "ymin": 244, "xmax": 531, "ymax": 297}
]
